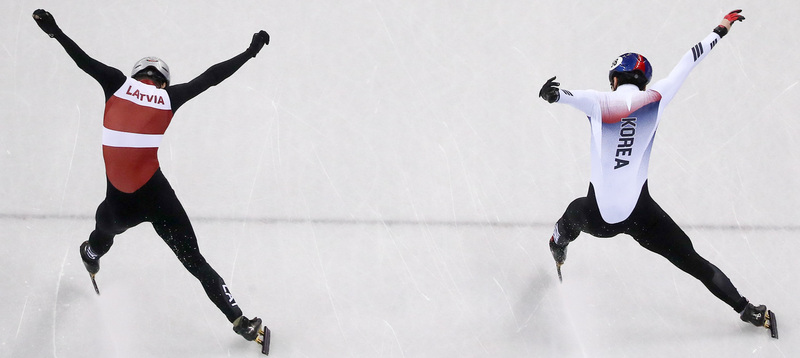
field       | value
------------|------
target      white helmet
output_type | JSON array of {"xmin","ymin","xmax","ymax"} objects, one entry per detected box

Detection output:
[{"xmin": 131, "ymin": 56, "xmax": 170, "ymax": 85}]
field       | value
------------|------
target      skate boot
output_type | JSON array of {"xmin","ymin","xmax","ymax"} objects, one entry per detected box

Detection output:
[
  {"xmin": 549, "ymin": 236, "xmax": 568, "ymax": 265},
  {"xmin": 549, "ymin": 236, "xmax": 568, "ymax": 282},
  {"xmin": 739, "ymin": 302, "xmax": 767, "ymax": 326},
  {"xmin": 79, "ymin": 241, "xmax": 100, "ymax": 275},
  {"xmin": 233, "ymin": 315, "xmax": 263, "ymax": 341},
  {"xmin": 740, "ymin": 302, "xmax": 779, "ymax": 338}
]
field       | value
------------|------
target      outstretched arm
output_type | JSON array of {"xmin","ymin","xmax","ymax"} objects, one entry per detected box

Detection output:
[
  {"xmin": 539, "ymin": 76, "xmax": 598, "ymax": 115},
  {"xmin": 650, "ymin": 10, "xmax": 745, "ymax": 106},
  {"xmin": 168, "ymin": 31, "xmax": 270, "ymax": 112},
  {"xmin": 32, "ymin": 9, "xmax": 125, "ymax": 99}
]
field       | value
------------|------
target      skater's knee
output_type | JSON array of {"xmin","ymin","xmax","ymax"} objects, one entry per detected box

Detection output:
[
  {"xmin": 554, "ymin": 219, "xmax": 581, "ymax": 243},
  {"xmin": 94, "ymin": 216, "xmax": 130, "ymax": 239}
]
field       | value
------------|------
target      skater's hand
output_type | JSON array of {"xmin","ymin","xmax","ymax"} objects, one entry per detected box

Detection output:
[
  {"xmin": 32, "ymin": 9, "xmax": 61, "ymax": 38},
  {"xmin": 714, "ymin": 9, "xmax": 744, "ymax": 38},
  {"xmin": 539, "ymin": 76, "xmax": 560, "ymax": 104},
  {"xmin": 721, "ymin": 9, "xmax": 745, "ymax": 30},
  {"xmin": 247, "ymin": 30, "xmax": 270, "ymax": 58}
]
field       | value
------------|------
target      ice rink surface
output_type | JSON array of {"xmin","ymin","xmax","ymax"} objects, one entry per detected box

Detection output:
[{"xmin": 2, "ymin": 1, "xmax": 799, "ymax": 357}]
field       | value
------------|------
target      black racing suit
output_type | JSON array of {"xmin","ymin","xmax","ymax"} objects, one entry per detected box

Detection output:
[{"xmin": 53, "ymin": 30, "xmax": 257, "ymax": 323}]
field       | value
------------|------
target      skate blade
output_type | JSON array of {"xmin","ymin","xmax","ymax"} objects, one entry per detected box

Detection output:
[
  {"xmin": 89, "ymin": 273, "xmax": 100, "ymax": 295},
  {"xmin": 255, "ymin": 325, "xmax": 271, "ymax": 355},
  {"xmin": 556, "ymin": 263, "xmax": 563, "ymax": 283},
  {"xmin": 766, "ymin": 310, "xmax": 778, "ymax": 339}
]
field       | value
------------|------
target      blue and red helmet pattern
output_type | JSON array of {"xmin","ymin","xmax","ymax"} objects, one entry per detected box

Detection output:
[{"xmin": 609, "ymin": 53, "xmax": 652, "ymax": 86}]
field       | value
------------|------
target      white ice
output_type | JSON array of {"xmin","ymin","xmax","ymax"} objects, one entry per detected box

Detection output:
[{"xmin": 1, "ymin": 1, "xmax": 798, "ymax": 357}]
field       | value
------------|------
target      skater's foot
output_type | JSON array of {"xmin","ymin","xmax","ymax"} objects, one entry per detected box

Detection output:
[
  {"xmin": 740, "ymin": 301, "xmax": 778, "ymax": 338},
  {"xmin": 549, "ymin": 236, "xmax": 568, "ymax": 265},
  {"xmin": 739, "ymin": 302, "xmax": 767, "ymax": 327},
  {"xmin": 80, "ymin": 241, "xmax": 100, "ymax": 275},
  {"xmin": 233, "ymin": 315, "xmax": 263, "ymax": 341}
]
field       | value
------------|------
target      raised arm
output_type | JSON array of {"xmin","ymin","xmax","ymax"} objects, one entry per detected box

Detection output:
[
  {"xmin": 167, "ymin": 31, "xmax": 270, "ymax": 112},
  {"xmin": 32, "ymin": 9, "xmax": 125, "ymax": 99},
  {"xmin": 650, "ymin": 10, "xmax": 745, "ymax": 106}
]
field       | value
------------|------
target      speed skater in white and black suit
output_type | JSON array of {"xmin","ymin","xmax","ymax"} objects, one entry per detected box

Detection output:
[
  {"xmin": 538, "ymin": 10, "xmax": 777, "ymax": 338},
  {"xmin": 32, "ymin": 9, "xmax": 271, "ymax": 348}
]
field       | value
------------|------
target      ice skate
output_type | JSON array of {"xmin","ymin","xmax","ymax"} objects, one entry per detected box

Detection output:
[
  {"xmin": 740, "ymin": 302, "xmax": 778, "ymax": 339},
  {"xmin": 80, "ymin": 241, "xmax": 101, "ymax": 295},
  {"xmin": 233, "ymin": 315, "xmax": 271, "ymax": 355},
  {"xmin": 549, "ymin": 236, "xmax": 568, "ymax": 282},
  {"xmin": 233, "ymin": 315, "xmax": 263, "ymax": 341},
  {"xmin": 549, "ymin": 236, "xmax": 568, "ymax": 265},
  {"xmin": 80, "ymin": 241, "xmax": 100, "ymax": 274}
]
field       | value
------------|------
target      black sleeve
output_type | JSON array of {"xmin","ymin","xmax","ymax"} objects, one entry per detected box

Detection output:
[
  {"xmin": 53, "ymin": 32, "xmax": 126, "ymax": 101},
  {"xmin": 166, "ymin": 50, "xmax": 254, "ymax": 112}
]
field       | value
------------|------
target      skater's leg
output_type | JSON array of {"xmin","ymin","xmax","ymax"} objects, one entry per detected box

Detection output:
[
  {"xmin": 146, "ymin": 171, "xmax": 244, "ymax": 322},
  {"xmin": 555, "ymin": 184, "xmax": 618, "ymax": 243},
  {"xmin": 153, "ymin": 220, "xmax": 244, "ymax": 322},
  {"xmin": 627, "ymin": 190, "xmax": 748, "ymax": 312},
  {"xmin": 550, "ymin": 184, "xmax": 621, "ymax": 277},
  {"xmin": 88, "ymin": 200, "xmax": 118, "ymax": 258},
  {"xmin": 87, "ymin": 181, "xmax": 144, "ymax": 258}
]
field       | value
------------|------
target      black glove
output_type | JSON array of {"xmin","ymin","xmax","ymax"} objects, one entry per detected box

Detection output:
[
  {"xmin": 539, "ymin": 76, "xmax": 560, "ymax": 103},
  {"xmin": 32, "ymin": 9, "xmax": 61, "ymax": 38},
  {"xmin": 247, "ymin": 30, "xmax": 270, "ymax": 58}
]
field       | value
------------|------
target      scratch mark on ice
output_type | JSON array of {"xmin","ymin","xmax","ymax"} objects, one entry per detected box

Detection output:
[
  {"xmin": 15, "ymin": 295, "xmax": 29, "ymax": 339},
  {"xmin": 779, "ymin": 81, "xmax": 798, "ymax": 96},
  {"xmin": 383, "ymin": 222, "xmax": 430, "ymax": 301},
  {"xmin": 382, "ymin": 320, "xmax": 407, "ymax": 358},
  {"xmin": 370, "ymin": 2, "xmax": 398, "ymax": 57},
  {"xmin": 555, "ymin": 286, "xmax": 589, "ymax": 357},
  {"xmin": 59, "ymin": 105, "xmax": 82, "ymax": 214},
  {"xmin": 52, "ymin": 248, "xmax": 69, "ymax": 357},
  {"xmin": 494, "ymin": 277, "xmax": 519, "ymax": 328},
  {"xmin": 313, "ymin": 145, "xmax": 346, "ymax": 203},
  {"xmin": 311, "ymin": 227, "xmax": 350, "ymax": 347},
  {"xmin": 230, "ymin": 241, "xmax": 241, "ymax": 280},
  {"xmin": 438, "ymin": 144, "xmax": 457, "ymax": 222}
]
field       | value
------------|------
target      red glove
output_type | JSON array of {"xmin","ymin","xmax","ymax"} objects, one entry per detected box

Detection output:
[
  {"xmin": 723, "ymin": 9, "xmax": 745, "ymax": 24},
  {"xmin": 714, "ymin": 9, "xmax": 745, "ymax": 38}
]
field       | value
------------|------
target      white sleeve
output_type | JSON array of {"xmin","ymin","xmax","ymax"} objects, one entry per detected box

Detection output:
[
  {"xmin": 555, "ymin": 88, "xmax": 600, "ymax": 116},
  {"xmin": 650, "ymin": 32, "xmax": 722, "ymax": 106}
]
